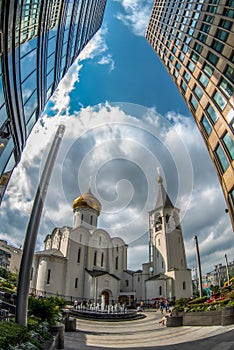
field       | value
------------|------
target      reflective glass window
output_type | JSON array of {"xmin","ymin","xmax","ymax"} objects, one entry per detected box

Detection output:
[
  {"xmin": 0, "ymin": 105, "xmax": 7, "ymax": 126},
  {"xmin": 223, "ymin": 133, "xmax": 234, "ymax": 160},
  {"xmin": 206, "ymin": 104, "xmax": 218, "ymax": 123},
  {"xmin": 20, "ymin": 46, "xmax": 37, "ymax": 82},
  {"xmin": 201, "ymin": 23, "xmax": 210, "ymax": 33},
  {"xmin": 216, "ymin": 29, "xmax": 229, "ymax": 42},
  {"xmin": 194, "ymin": 42, "xmax": 203, "ymax": 53},
  {"xmin": 223, "ymin": 9, "xmax": 234, "ymax": 18},
  {"xmin": 215, "ymin": 145, "xmax": 229, "ymax": 172},
  {"xmin": 21, "ymin": 70, "xmax": 37, "ymax": 105},
  {"xmin": 190, "ymin": 95, "xmax": 198, "ymax": 110},
  {"xmin": 181, "ymin": 81, "xmax": 187, "ymax": 93},
  {"xmin": 23, "ymin": 90, "xmax": 37, "ymax": 123},
  {"xmin": 194, "ymin": 85, "xmax": 203, "ymax": 100},
  {"xmin": 198, "ymin": 33, "xmax": 207, "ymax": 43},
  {"xmin": 199, "ymin": 73, "xmax": 209, "ymax": 87},
  {"xmin": 184, "ymin": 71, "xmax": 191, "ymax": 82},
  {"xmin": 0, "ymin": 138, "xmax": 14, "ymax": 175},
  {"xmin": 204, "ymin": 63, "xmax": 214, "ymax": 77},
  {"xmin": 191, "ymin": 52, "xmax": 199, "ymax": 62},
  {"xmin": 219, "ymin": 78, "xmax": 233, "ymax": 98},
  {"xmin": 219, "ymin": 19, "xmax": 232, "ymax": 30},
  {"xmin": 207, "ymin": 5, "xmax": 217, "ymax": 13},
  {"xmin": 207, "ymin": 52, "xmax": 219, "ymax": 65},
  {"xmin": 187, "ymin": 61, "xmax": 195, "ymax": 72},
  {"xmin": 212, "ymin": 40, "xmax": 224, "ymax": 53},
  {"xmin": 214, "ymin": 91, "xmax": 227, "ymax": 110},
  {"xmin": 204, "ymin": 14, "xmax": 214, "ymax": 23},
  {"xmin": 225, "ymin": 65, "xmax": 234, "ymax": 84},
  {"xmin": 201, "ymin": 115, "xmax": 212, "ymax": 135}
]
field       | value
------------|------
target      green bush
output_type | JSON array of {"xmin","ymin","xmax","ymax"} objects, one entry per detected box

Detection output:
[
  {"xmin": 0, "ymin": 322, "xmax": 28, "ymax": 349},
  {"xmin": 188, "ymin": 296, "xmax": 207, "ymax": 304},
  {"xmin": 28, "ymin": 296, "xmax": 66, "ymax": 325}
]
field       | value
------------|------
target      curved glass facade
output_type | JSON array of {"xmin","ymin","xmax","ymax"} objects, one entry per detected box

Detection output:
[
  {"xmin": 0, "ymin": 0, "xmax": 107, "ymax": 202},
  {"xmin": 146, "ymin": 0, "xmax": 234, "ymax": 230}
]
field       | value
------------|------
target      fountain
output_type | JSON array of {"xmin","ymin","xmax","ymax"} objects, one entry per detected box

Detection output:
[{"xmin": 70, "ymin": 301, "xmax": 145, "ymax": 321}]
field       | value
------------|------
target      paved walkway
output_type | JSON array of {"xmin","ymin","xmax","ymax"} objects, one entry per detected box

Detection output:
[{"xmin": 64, "ymin": 311, "xmax": 234, "ymax": 350}]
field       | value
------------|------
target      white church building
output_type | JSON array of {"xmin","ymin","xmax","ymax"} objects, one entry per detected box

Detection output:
[{"xmin": 30, "ymin": 173, "xmax": 192, "ymax": 304}]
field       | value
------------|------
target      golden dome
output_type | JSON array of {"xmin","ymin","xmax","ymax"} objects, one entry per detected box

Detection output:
[{"xmin": 72, "ymin": 189, "xmax": 102, "ymax": 214}]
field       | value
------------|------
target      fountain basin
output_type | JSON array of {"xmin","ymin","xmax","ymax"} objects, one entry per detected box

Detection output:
[{"xmin": 70, "ymin": 309, "xmax": 145, "ymax": 321}]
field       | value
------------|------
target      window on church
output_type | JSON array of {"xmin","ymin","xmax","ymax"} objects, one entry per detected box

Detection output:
[
  {"xmin": 115, "ymin": 256, "xmax": 118, "ymax": 270},
  {"xmin": 81, "ymin": 214, "xmax": 83, "ymax": 222},
  {"xmin": 77, "ymin": 248, "xmax": 81, "ymax": 263},
  {"xmin": 94, "ymin": 251, "xmax": 97, "ymax": 266},
  {"xmin": 162, "ymin": 261, "xmax": 164, "ymax": 268},
  {"xmin": 90, "ymin": 216, "xmax": 93, "ymax": 225},
  {"xmin": 80, "ymin": 234, "xmax": 82, "ymax": 243},
  {"xmin": 126, "ymin": 280, "xmax": 129, "ymax": 287},
  {"xmin": 47, "ymin": 269, "xmax": 51, "ymax": 284},
  {"xmin": 101, "ymin": 253, "xmax": 104, "ymax": 267},
  {"xmin": 75, "ymin": 278, "xmax": 78, "ymax": 289},
  {"xmin": 159, "ymin": 286, "xmax": 162, "ymax": 295},
  {"xmin": 183, "ymin": 281, "xmax": 186, "ymax": 290},
  {"xmin": 116, "ymin": 245, "xmax": 119, "ymax": 252},
  {"xmin": 99, "ymin": 236, "xmax": 102, "ymax": 245},
  {"xmin": 138, "ymin": 277, "xmax": 140, "ymax": 282}
]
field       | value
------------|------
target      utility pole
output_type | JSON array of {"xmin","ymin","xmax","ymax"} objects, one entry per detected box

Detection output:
[
  {"xmin": 16, "ymin": 125, "xmax": 65, "ymax": 326},
  {"xmin": 225, "ymin": 253, "xmax": 230, "ymax": 286},
  {"xmin": 194, "ymin": 235, "xmax": 203, "ymax": 298}
]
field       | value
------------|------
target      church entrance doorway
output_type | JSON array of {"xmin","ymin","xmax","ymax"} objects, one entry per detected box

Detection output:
[{"xmin": 101, "ymin": 290, "xmax": 110, "ymax": 305}]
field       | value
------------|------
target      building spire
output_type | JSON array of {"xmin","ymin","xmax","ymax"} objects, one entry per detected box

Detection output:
[
  {"xmin": 155, "ymin": 168, "xmax": 174, "ymax": 209},
  {"xmin": 88, "ymin": 176, "xmax": 92, "ymax": 192}
]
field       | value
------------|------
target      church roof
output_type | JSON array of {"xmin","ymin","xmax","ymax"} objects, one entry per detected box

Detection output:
[
  {"xmin": 34, "ymin": 249, "xmax": 65, "ymax": 259},
  {"xmin": 147, "ymin": 273, "xmax": 172, "ymax": 281},
  {"xmin": 154, "ymin": 170, "xmax": 174, "ymax": 210},
  {"xmin": 85, "ymin": 268, "xmax": 120, "ymax": 280},
  {"xmin": 72, "ymin": 188, "xmax": 102, "ymax": 214}
]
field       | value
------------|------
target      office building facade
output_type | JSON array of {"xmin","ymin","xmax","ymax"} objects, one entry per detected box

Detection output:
[
  {"xmin": 146, "ymin": 0, "xmax": 234, "ymax": 229},
  {"xmin": 0, "ymin": 0, "xmax": 106, "ymax": 202}
]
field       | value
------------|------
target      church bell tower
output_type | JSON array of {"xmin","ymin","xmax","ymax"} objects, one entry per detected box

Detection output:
[{"xmin": 149, "ymin": 169, "xmax": 188, "ymax": 276}]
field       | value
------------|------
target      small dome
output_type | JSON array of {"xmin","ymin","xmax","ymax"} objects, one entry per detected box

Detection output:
[{"xmin": 73, "ymin": 189, "xmax": 102, "ymax": 214}]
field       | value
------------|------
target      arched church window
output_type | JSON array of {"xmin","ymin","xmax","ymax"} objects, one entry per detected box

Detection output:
[
  {"xmin": 159, "ymin": 286, "xmax": 162, "ymax": 295},
  {"xmin": 183, "ymin": 281, "xmax": 186, "ymax": 290},
  {"xmin": 155, "ymin": 216, "xmax": 162, "ymax": 231},
  {"xmin": 75, "ymin": 278, "xmax": 78, "ymax": 289},
  {"xmin": 77, "ymin": 248, "xmax": 81, "ymax": 263},
  {"xmin": 125, "ymin": 280, "xmax": 129, "ymax": 287},
  {"xmin": 162, "ymin": 261, "xmax": 164, "ymax": 268},
  {"xmin": 115, "ymin": 256, "xmax": 118, "ymax": 270},
  {"xmin": 116, "ymin": 245, "xmax": 119, "ymax": 252},
  {"xmin": 94, "ymin": 251, "xmax": 97, "ymax": 266},
  {"xmin": 101, "ymin": 253, "xmax": 104, "ymax": 267},
  {"xmin": 47, "ymin": 269, "xmax": 51, "ymax": 284}
]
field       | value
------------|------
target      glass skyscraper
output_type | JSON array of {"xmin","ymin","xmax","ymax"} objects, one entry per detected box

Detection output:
[
  {"xmin": 146, "ymin": 0, "xmax": 234, "ymax": 230},
  {"xmin": 0, "ymin": 0, "xmax": 106, "ymax": 202}
]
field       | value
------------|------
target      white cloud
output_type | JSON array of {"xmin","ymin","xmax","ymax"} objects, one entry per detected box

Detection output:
[
  {"xmin": 114, "ymin": 0, "xmax": 153, "ymax": 36},
  {"xmin": 0, "ymin": 103, "xmax": 233, "ymax": 273},
  {"xmin": 49, "ymin": 26, "xmax": 114, "ymax": 118}
]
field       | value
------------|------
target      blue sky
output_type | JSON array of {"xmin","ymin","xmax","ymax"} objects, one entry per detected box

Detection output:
[{"xmin": 1, "ymin": 0, "xmax": 233, "ymax": 276}]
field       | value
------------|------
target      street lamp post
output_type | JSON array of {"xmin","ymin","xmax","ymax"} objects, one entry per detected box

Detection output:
[
  {"xmin": 194, "ymin": 235, "xmax": 203, "ymax": 298},
  {"xmin": 16, "ymin": 125, "xmax": 65, "ymax": 326}
]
